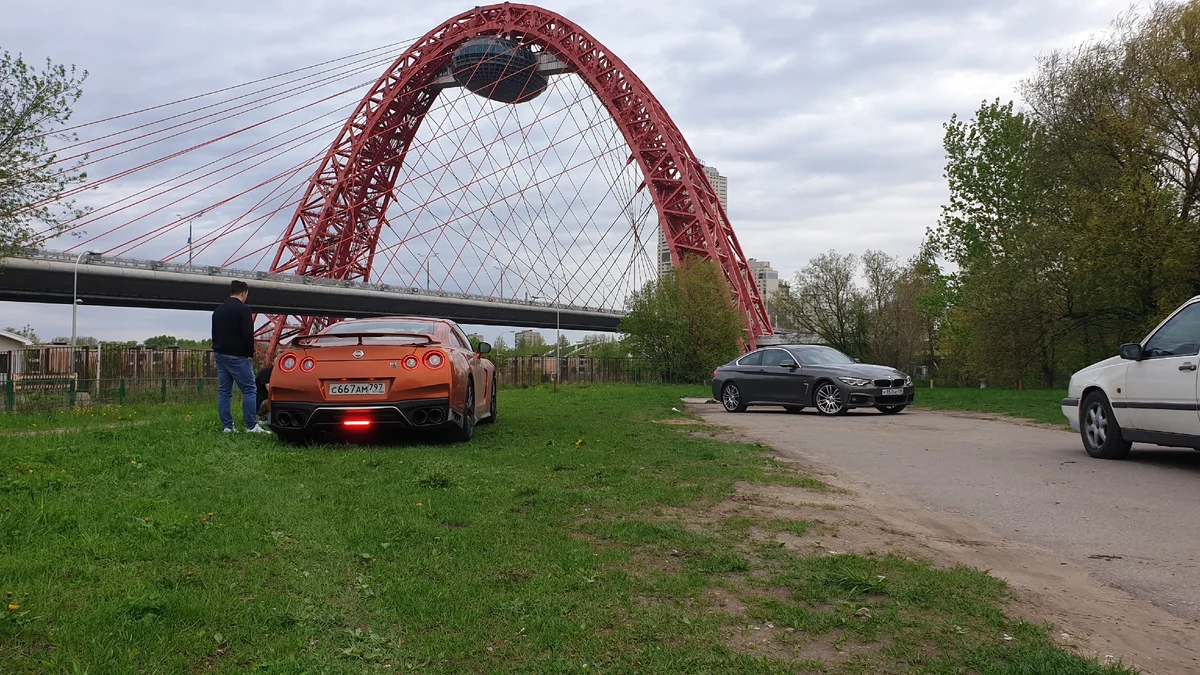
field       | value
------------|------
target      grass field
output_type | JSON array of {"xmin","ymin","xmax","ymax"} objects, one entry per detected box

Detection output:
[
  {"xmin": 914, "ymin": 387, "xmax": 1068, "ymax": 425},
  {"xmin": 1, "ymin": 385, "xmax": 1128, "ymax": 673}
]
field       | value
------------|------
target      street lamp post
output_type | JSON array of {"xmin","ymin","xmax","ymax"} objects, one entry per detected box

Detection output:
[
  {"xmin": 177, "ymin": 212, "xmax": 203, "ymax": 267},
  {"xmin": 425, "ymin": 252, "xmax": 441, "ymax": 292},
  {"xmin": 531, "ymin": 294, "xmax": 561, "ymax": 392},
  {"xmin": 72, "ymin": 250, "xmax": 102, "ymax": 375},
  {"xmin": 71, "ymin": 250, "xmax": 102, "ymax": 348},
  {"xmin": 493, "ymin": 264, "xmax": 506, "ymax": 298}
]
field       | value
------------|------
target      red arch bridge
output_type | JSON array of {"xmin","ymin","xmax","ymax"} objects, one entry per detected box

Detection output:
[{"xmin": 11, "ymin": 3, "xmax": 771, "ymax": 356}]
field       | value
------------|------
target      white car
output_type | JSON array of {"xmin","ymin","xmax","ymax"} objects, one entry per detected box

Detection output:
[{"xmin": 1063, "ymin": 296, "xmax": 1200, "ymax": 458}]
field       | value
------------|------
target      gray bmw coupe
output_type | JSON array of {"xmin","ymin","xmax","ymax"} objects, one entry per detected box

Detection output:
[{"xmin": 711, "ymin": 344, "xmax": 914, "ymax": 415}]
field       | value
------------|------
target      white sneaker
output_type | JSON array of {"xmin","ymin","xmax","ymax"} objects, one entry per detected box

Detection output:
[
  {"xmin": 223, "ymin": 427, "xmax": 237, "ymax": 433},
  {"xmin": 246, "ymin": 425, "xmax": 272, "ymax": 434}
]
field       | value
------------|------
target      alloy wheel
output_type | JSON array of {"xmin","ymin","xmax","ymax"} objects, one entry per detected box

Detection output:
[
  {"xmin": 1085, "ymin": 401, "xmax": 1108, "ymax": 448},
  {"xmin": 722, "ymin": 384, "xmax": 741, "ymax": 411},
  {"xmin": 815, "ymin": 384, "xmax": 844, "ymax": 415}
]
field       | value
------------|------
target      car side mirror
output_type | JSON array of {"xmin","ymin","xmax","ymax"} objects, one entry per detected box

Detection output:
[
  {"xmin": 780, "ymin": 360, "xmax": 797, "ymax": 369},
  {"xmin": 852, "ymin": 357, "xmax": 862, "ymax": 363},
  {"xmin": 1119, "ymin": 343, "xmax": 1142, "ymax": 361},
  {"xmin": 477, "ymin": 341, "xmax": 492, "ymax": 354}
]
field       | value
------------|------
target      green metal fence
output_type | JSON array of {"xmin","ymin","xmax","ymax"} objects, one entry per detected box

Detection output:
[{"xmin": 2, "ymin": 377, "xmax": 230, "ymax": 413}]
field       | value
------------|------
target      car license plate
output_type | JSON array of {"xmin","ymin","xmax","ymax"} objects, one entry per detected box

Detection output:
[
  {"xmin": 881, "ymin": 388, "xmax": 904, "ymax": 396},
  {"xmin": 328, "ymin": 382, "xmax": 386, "ymax": 396}
]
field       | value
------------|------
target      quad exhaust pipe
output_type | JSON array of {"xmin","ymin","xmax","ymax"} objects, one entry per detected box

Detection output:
[
  {"xmin": 409, "ymin": 407, "xmax": 445, "ymax": 426},
  {"xmin": 274, "ymin": 411, "xmax": 306, "ymax": 428}
]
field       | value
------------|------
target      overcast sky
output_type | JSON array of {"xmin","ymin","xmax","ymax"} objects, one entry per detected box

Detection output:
[{"xmin": 0, "ymin": 0, "xmax": 1149, "ymax": 344}]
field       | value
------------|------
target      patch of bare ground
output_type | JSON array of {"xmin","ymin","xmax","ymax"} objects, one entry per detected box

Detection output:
[
  {"xmin": 652, "ymin": 418, "xmax": 704, "ymax": 426},
  {"xmin": 912, "ymin": 407, "xmax": 1067, "ymax": 431},
  {"xmin": 685, "ymin": 407, "xmax": 1200, "ymax": 675},
  {"xmin": 721, "ymin": 620, "xmax": 882, "ymax": 671}
]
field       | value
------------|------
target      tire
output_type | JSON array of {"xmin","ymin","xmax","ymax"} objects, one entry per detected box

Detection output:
[
  {"xmin": 784, "ymin": 406, "xmax": 805, "ymax": 414},
  {"xmin": 1081, "ymin": 391, "xmax": 1131, "ymax": 459},
  {"xmin": 876, "ymin": 405, "xmax": 906, "ymax": 414},
  {"xmin": 479, "ymin": 374, "xmax": 498, "ymax": 425},
  {"xmin": 813, "ymin": 382, "xmax": 847, "ymax": 416},
  {"xmin": 721, "ymin": 382, "xmax": 747, "ymax": 412},
  {"xmin": 450, "ymin": 380, "xmax": 476, "ymax": 442}
]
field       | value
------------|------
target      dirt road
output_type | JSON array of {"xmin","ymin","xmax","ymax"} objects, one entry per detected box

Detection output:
[{"xmin": 689, "ymin": 403, "xmax": 1200, "ymax": 673}]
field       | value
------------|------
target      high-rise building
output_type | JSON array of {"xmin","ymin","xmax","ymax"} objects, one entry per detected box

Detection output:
[
  {"xmin": 658, "ymin": 163, "xmax": 727, "ymax": 276},
  {"xmin": 514, "ymin": 329, "xmax": 543, "ymax": 348},
  {"xmin": 747, "ymin": 259, "xmax": 779, "ymax": 299}
]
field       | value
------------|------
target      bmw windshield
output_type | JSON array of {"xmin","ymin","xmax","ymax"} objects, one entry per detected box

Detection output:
[{"xmin": 791, "ymin": 346, "xmax": 855, "ymax": 366}]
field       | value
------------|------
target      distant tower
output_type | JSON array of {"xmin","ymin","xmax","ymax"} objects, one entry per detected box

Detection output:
[{"xmin": 659, "ymin": 163, "xmax": 727, "ymax": 276}]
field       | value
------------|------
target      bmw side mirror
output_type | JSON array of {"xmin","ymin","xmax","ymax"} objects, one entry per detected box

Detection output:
[
  {"xmin": 852, "ymin": 357, "xmax": 862, "ymax": 363},
  {"xmin": 1119, "ymin": 343, "xmax": 1142, "ymax": 361},
  {"xmin": 780, "ymin": 360, "xmax": 797, "ymax": 369},
  {"xmin": 477, "ymin": 341, "xmax": 492, "ymax": 354}
]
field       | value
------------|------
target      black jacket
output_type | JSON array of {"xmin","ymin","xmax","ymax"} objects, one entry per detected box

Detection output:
[{"xmin": 212, "ymin": 297, "xmax": 254, "ymax": 357}]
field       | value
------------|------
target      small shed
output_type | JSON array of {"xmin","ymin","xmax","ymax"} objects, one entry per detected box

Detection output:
[{"xmin": 0, "ymin": 329, "xmax": 34, "ymax": 353}]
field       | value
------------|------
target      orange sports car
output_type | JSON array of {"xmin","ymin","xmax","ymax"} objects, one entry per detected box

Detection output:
[{"xmin": 266, "ymin": 316, "xmax": 496, "ymax": 443}]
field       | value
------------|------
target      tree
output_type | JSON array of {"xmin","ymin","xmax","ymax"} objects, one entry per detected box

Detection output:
[
  {"xmin": 861, "ymin": 250, "xmax": 929, "ymax": 370},
  {"xmin": 772, "ymin": 251, "xmax": 869, "ymax": 357},
  {"xmin": 3, "ymin": 323, "xmax": 38, "ymax": 343},
  {"xmin": 53, "ymin": 335, "xmax": 97, "ymax": 346},
  {"xmin": 620, "ymin": 257, "xmax": 743, "ymax": 382},
  {"xmin": 143, "ymin": 335, "xmax": 179, "ymax": 348},
  {"xmin": 176, "ymin": 338, "xmax": 212, "ymax": 350},
  {"xmin": 0, "ymin": 50, "xmax": 89, "ymax": 256}
]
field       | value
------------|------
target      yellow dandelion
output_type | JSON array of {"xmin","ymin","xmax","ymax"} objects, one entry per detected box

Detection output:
[
  {"xmin": 184, "ymin": 515, "xmax": 189, "ymax": 519},
  {"xmin": 417, "ymin": 503, "xmax": 423, "ymax": 508},
  {"xmin": 207, "ymin": 512, "xmax": 214, "ymax": 517},
  {"xmin": 575, "ymin": 439, "xmax": 583, "ymax": 446},
  {"xmin": 143, "ymin": 517, "xmax": 150, "ymax": 523},
  {"xmin": 6, "ymin": 604, "xmax": 17, "ymax": 612}
]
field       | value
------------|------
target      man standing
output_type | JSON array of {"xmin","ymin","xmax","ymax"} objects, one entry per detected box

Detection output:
[{"xmin": 212, "ymin": 280, "xmax": 270, "ymax": 434}]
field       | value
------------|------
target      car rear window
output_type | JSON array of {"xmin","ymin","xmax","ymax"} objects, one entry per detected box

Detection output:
[{"xmin": 323, "ymin": 320, "xmax": 437, "ymax": 336}]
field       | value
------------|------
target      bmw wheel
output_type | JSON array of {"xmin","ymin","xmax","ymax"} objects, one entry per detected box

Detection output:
[
  {"xmin": 721, "ymin": 383, "xmax": 747, "ymax": 412},
  {"xmin": 1081, "ymin": 391, "xmax": 1130, "ymax": 459},
  {"xmin": 813, "ymin": 382, "xmax": 847, "ymax": 416}
]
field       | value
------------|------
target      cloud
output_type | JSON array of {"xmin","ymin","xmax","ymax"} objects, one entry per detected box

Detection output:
[{"xmin": 0, "ymin": 0, "xmax": 1150, "ymax": 341}]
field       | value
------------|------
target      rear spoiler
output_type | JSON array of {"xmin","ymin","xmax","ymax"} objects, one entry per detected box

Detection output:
[{"xmin": 293, "ymin": 332, "xmax": 436, "ymax": 347}]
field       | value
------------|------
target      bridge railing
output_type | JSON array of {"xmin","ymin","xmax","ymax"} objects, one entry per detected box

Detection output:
[{"xmin": 14, "ymin": 249, "xmax": 625, "ymax": 316}]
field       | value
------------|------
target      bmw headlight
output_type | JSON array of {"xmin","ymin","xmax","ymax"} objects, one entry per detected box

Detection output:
[
  {"xmin": 839, "ymin": 377, "xmax": 871, "ymax": 387},
  {"xmin": 904, "ymin": 375, "xmax": 912, "ymax": 387}
]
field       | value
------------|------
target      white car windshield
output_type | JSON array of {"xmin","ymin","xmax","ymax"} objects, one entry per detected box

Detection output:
[{"xmin": 792, "ymin": 346, "xmax": 856, "ymax": 365}]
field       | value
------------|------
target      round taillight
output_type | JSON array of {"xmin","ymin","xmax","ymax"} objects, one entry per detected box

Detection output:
[
  {"xmin": 402, "ymin": 356, "xmax": 419, "ymax": 370},
  {"xmin": 280, "ymin": 354, "xmax": 297, "ymax": 372},
  {"xmin": 301, "ymin": 357, "xmax": 316, "ymax": 372},
  {"xmin": 424, "ymin": 351, "xmax": 444, "ymax": 369}
]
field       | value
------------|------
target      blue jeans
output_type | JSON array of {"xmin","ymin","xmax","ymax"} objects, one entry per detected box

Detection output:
[{"xmin": 215, "ymin": 353, "xmax": 257, "ymax": 430}]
